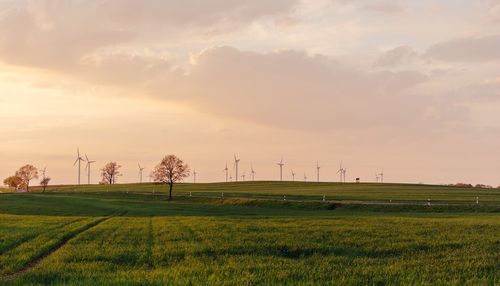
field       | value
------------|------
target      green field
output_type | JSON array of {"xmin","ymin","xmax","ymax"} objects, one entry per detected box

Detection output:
[
  {"xmin": 27, "ymin": 181, "xmax": 500, "ymax": 205},
  {"xmin": 0, "ymin": 182, "xmax": 499, "ymax": 285}
]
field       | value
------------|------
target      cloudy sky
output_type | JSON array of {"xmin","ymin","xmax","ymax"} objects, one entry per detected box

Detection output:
[{"xmin": 1, "ymin": 0, "xmax": 499, "ymax": 185}]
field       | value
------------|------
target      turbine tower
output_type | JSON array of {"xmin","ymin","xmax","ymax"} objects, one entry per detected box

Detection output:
[
  {"xmin": 40, "ymin": 166, "xmax": 47, "ymax": 181},
  {"xmin": 241, "ymin": 172, "xmax": 246, "ymax": 181},
  {"xmin": 73, "ymin": 148, "xmax": 84, "ymax": 185},
  {"xmin": 337, "ymin": 162, "xmax": 347, "ymax": 183},
  {"xmin": 193, "ymin": 169, "xmax": 197, "ymax": 184},
  {"xmin": 224, "ymin": 162, "xmax": 229, "ymax": 183},
  {"xmin": 85, "ymin": 154, "xmax": 96, "ymax": 185},
  {"xmin": 336, "ymin": 162, "xmax": 343, "ymax": 183},
  {"xmin": 138, "ymin": 163, "xmax": 146, "ymax": 183},
  {"xmin": 251, "ymin": 165, "xmax": 255, "ymax": 181},
  {"xmin": 375, "ymin": 173, "xmax": 380, "ymax": 183},
  {"xmin": 234, "ymin": 154, "xmax": 240, "ymax": 182},
  {"xmin": 291, "ymin": 170, "xmax": 296, "ymax": 182},
  {"xmin": 304, "ymin": 173, "xmax": 308, "ymax": 182},
  {"xmin": 316, "ymin": 162, "xmax": 321, "ymax": 183},
  {"xmin": 378, "ymin": 169, "xmax": 384, "ymax": 183},
  {"xmin": 277, "ymin": 158, "xmax": 284, "ymax": 181}
]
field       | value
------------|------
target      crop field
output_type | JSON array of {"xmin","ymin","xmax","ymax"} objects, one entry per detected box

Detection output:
[{"xmin": 0, "ymin": 182, "xmax": 499, "ymax": 285}]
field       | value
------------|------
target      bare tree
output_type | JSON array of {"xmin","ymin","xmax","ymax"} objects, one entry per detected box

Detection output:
[
  {"xmin": 151, "ymin": 155, "xmax": 190, "ymax": 200},
  {"xmin": 100, "ymin": 162, "xmax": 122, "ymax": 185},
  {"xmin": 40, "ymin": 177, "xmax": 51, "ymax": 192},
  {"xmin": 3, "ymin": 176, "xmax": 23, "ymax": 190},
  {"xmin": 15, "ymin": 165, "xmax": 39, "ymax": 192}
]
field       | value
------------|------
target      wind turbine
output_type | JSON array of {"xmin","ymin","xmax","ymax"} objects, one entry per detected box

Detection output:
[
  {"xmin": 224, "ymin": 162, "xmax": 229, "ymax": 183},
  {"xmin": 304, "ymin": 173, "xmax": 308, "ymax": 182},
  {"xmin": 337, "ymin": 162, "xmax": 347, "ymax": 183},
  {"xmin": 378, "ymin": 169, "xmax": 384, "ymax": 183},
  {"xmin": 234, "ymin": 154, "xmax": 240, "ymax": 182},
  {"xmin": 85, "ymin": 154, "xmax": 96, "ymax": 185},
  {"xmin": 138, "ymin": 163, "xmax": 145, "ymax": 183},
  {"xmin": 40, "ymin": 166, "xmax": 47, "ymax": 181},
  {"xmin": 277, "ymin": 158, "xmax": 284, "ymax": 181},
  {"xmin": 316, "ymin": 162, "xmax": 321, "ymax": 183},
  {"xmin": 251, "ymin": 165, "xmax": 255, "ymax": 181},
  {"xmin": 193, "ymin": 169, "xmax": 197, "ymax": 184},
  {"xmin": 241, "ymin": 172, "xmax": 246, "ymax": 181},
  {"xmin": 291, "ymin": 170, "xmax": 296, "ymax": 182},
  {"xmin": 375, "ymin": 173, "xmax": 380, "ymax": 183},
  {"xmin": 73, "ymin": 148, "xmax": 84, "ymax": 185},
  {"xmin": 336, "ymin": 162, "xmax": 344, "ymax": 183}
]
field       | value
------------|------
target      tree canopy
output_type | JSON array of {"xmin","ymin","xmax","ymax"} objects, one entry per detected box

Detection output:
[{"xmin": 151, "ymin": 155, "xmax": 190, "ymax": 200}]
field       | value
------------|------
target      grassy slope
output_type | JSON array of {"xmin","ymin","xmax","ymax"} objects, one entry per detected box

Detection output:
[{"xmin": 30, "ymin": 181, "xmax": 500, "ymax": 204}]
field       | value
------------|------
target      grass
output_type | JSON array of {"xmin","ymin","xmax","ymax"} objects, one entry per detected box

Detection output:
[
  {"xmin": 0, "ymin": 182, "xmax": 499, "ymax": 285},
  {"xmin": 32, "ymin": 181, "xmax": 500, "ymax": 205}
]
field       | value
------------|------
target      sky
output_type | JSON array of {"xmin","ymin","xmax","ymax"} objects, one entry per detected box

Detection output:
[{"xmin": 1, "ymin": 0, "xmax": 499, "ymax": 186}]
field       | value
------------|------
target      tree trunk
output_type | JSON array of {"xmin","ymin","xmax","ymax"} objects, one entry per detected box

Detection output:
[
  {"xmin": 26, "ymin": 181, "xmax": 29, "ymax": 192},
  {"xmin": 168, "ymin": 182, "xmax": 173, "ymax": 201}
]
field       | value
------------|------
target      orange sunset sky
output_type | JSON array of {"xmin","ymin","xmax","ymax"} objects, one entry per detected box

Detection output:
[{"xmin": 1, "ymin": 0, "xmax": 499, "ymax": 185}]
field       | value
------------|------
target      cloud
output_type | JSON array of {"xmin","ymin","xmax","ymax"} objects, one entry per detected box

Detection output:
[
  {"xmin": 488, "ymin": 2, "xmax": 500, "ymax": 21},
  {"xmin": 78, "ymin": 53, "xmax": 176, "ymax": 87},
  {"xmin": 0, "ymin": 0, "xmax": 298, "ymax": 70},
  {"xmin": 0, "ymin": 1, "xmax": 480, "ymax": 133},
  {"xmin": 170, "ymin": 47, "xmax": 439, "ymax": 130},
  {"xmin": 375, "ymin": 46, "xmax": 417, "ymax": 67},
  {"xmin": 13, "ymin": 44, "xmax": 438, "ymax": 131},
  {"xmin": 0, "ymin": 5, "xmax": 133, "ymax": 70},
  {"xmin": 425, "ymin": 34, "xmax": 500, "ymax": 62},
  {"xmin": 453, "ymin": 78, "xmax": 500, "ymax": 102},
  {"xmin": 361, "ymin": 1, "xmax": 404, "ymax": 13}
]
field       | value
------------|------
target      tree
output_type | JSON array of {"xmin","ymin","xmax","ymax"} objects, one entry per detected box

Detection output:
[
  {"xmin": 100, "ymin": 162, "xmax": 122, "ymax": 184},
  {"xmin": 15, "ymin": 165, "xmax": 38, "ymax": 192},
  {"xmin": 3, "ymin": 176, "xmax": 23, "ymax": 190},
  {"xmin": 40, "ymin": 177, "xmax": 51, "ymax": 192},
  {"xmin": 151, "ymin": 155, "xmax": 190, "ymax": 200}
]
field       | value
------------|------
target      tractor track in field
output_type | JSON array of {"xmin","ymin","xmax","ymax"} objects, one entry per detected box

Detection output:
[
  {"xmin": 1, "ymin": 211, "xmax": 127, "ymax": 281},
  {"xmin": 0, "ymin": 218, "xmax": 85, "ymax": 257},
  {"xmin": 146, "ymin": 216, "xmax": 154, "ymax": 270}
]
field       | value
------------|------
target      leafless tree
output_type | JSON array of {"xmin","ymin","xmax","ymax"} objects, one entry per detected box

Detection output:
[
  {"xmin": 3, "ymin": 175, "xmax": 23, "ymax": 190},
  {"xmin": 40, "ymin": 177, "xmax": 51, "ymax": 192},
  {"xmin": 151, "ymin": 155, "xmax": 190, "ymax": 200},
  {"xmin": 15, "ymin": 164, "xmax": 39, "ymax": 192},
  {"xmin": 100, "ymin": 162, "xmax": 122, "ymax": 185}
]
